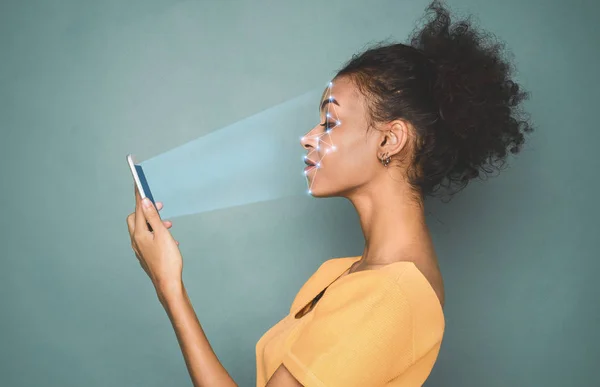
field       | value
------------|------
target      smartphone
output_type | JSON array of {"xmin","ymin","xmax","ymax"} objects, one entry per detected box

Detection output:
[{"xmin": 127, "ymin": 154, "xmax": 158, "ymax": 230}]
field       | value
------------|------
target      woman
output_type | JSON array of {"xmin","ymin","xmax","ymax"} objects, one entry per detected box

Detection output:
[{"xmin": 126, "ymin": 1, "xmax": 532, "ymax": 386}]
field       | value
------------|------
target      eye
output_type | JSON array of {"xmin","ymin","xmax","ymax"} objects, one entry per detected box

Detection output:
[{"xmin": 319, "ymin": 120, "xmax": 336, "ymax": 131}]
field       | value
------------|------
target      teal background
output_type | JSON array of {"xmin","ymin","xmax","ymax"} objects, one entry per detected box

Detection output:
[{"xmin": 1, "ymin": 0, "xmax": 598, "ymax": 386}]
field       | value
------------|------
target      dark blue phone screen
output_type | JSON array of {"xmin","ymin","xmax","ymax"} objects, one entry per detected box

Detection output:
[
  {"xmin": 135, "ymin": 164, "xmax": 156, "ymax": 205},
  {"xmin": 134, "ymin": 164, "xmax": 157, "ymax": 231}
]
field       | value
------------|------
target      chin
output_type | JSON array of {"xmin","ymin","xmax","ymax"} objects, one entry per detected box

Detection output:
[
  {"xmin": 307, "ymin": 183, "xmax": 346, "ymax": 198},
  {"xmin": 309, "ymin": 190, "xmax": 333, "ymax": 198},
  {"xmin": 306, "ymin": 171, "xmax": 355, "ymax": 198}
]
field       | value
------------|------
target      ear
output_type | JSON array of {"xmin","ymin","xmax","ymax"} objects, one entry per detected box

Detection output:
[{"xmin": 377, "ymin": 119, "xmax": 410, "ymax": 160}]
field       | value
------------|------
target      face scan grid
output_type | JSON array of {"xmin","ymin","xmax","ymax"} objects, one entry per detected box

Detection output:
[{"xmin": 302, "ymin": 81, "xmax": 342, "ymax": 195}]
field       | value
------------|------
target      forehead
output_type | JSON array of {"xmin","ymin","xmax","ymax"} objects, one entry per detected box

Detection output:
[{"xmin": 321, "ymin": 77, "xmax": 362, "ymax": 114}]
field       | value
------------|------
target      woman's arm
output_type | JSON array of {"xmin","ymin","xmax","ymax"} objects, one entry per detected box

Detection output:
[
  {"xmin": 127, "ymin": 193, "xmax": 302, "ymax": 386},
  {"xmin": 158, "ymin": 283, "xmax": 302, "ymax": 387},
  {"xmin": 160, "ymin": 284, "xmax": 303, "ymax": 387},
  {"xmin": 159, "ymin": 282, "xmax": 237, "ymax": 387},
  {"xmin": 127, "ymin": 192, "xmax": 236, "ymax": 386}
]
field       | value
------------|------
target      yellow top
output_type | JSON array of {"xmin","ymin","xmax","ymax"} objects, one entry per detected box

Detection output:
[{"xmin": 255, "ymin": 257, "xmax": 445, "ymax": 387}]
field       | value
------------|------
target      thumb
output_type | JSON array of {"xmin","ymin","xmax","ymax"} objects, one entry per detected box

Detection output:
[{"xmin": 141, "ymin": 198, "xmax": 162, "ymax": 231}]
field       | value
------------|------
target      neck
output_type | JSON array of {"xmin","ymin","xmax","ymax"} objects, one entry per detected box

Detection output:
[{"xmin": 346, "ymin": 178, "xmax": 434, "ymax": 267}]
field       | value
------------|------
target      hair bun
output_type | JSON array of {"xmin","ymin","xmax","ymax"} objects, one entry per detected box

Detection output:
[
  {"xmin": 334, "ymin": 0, "xmax": 533, "ymax": 198},
  {"xmin": 409, "ymin": 0, "xmax": 533, "ymax": 197}
]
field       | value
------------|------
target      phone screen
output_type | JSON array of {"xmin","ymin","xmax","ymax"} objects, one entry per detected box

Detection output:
[
  {"xmin": 128, "ymin": 155, "xmax": 158, "ymax": 231},
  {"xmin": 135, "ymin": 164, "xmax": 156, "ymax": 205}
]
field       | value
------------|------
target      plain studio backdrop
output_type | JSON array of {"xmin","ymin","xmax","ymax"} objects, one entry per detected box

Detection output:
[{"xmin": 1, "ymin": 0, "xmax": 598, "ymax": 386}]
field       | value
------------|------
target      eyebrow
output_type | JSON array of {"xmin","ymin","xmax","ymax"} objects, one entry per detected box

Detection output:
[{"xmin": 320, "ymin": 97, "xmax": 340, "ymax": 112}]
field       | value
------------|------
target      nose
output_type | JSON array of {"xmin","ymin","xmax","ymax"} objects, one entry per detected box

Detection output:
[{"xmin": 300, "ymin": 125, "xmax": 320, "ymax": 150}]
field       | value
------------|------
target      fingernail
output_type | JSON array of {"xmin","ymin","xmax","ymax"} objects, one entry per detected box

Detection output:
[{"xmin": 142, "ymin": 198, "xmax": 151, "ymax": 208}]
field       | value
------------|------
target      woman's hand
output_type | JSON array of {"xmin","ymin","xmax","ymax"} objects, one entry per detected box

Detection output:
[{"xmin": 126, "ymin": 185, "xmax": 183, "ymax": 299}]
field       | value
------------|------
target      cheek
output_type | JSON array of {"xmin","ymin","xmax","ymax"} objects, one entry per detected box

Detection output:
[{"xmin": 325, "ymin": 130, "xmax": 373, "ymax": 171}]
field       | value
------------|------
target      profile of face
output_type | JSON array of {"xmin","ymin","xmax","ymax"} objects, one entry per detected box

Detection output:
[{"xmin": 300, "ymin": 76, "xmax": 408, "ymax": 198}]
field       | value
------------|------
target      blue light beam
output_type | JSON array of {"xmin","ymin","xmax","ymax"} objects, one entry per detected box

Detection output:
[{"xmin": 140, "ymin": 89, "xmax": 322, "ymax": 219}]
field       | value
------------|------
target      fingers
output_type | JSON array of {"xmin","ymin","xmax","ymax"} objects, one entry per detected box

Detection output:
[
  {"xmin": 128, "ymin": 192, "xmax": 173, "ymax": 255},
  {"xmin": 160, "ymin": 217, "xmax": 178, "ymax": 245},
  {"xmin": 127, "ymin": 191, "xmax": 176, "ymax": 272},
  {"xmin": 129, "ymin": 194, "xmax": 167, "ymax": 234},
  {"xmin": 126, "ymin": 212, "xmax": 142, "ymax": 255},
  {"xmin": 126, "ymin": 212, "xmax": 135, "ymax": 236},
  {"xmin": 134, "ymin": 188, "xmax": 147, "ymax": 235},
  {"xmin": 134, "ymin": 183, "xmax": 141, "ymax": 207},
  {"xmin": 140, "ymin": 198, "xmax": 162, "ymax": 232}
]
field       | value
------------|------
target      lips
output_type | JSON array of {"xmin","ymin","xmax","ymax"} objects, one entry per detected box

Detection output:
[{"xmin": 304, "ymin": 157, "xmax": 316, "ymax": 167}]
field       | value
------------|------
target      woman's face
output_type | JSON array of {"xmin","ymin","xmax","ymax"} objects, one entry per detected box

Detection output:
[{"xmin": 300, "ymin": 77, "xmax": 385, "ymax": 197}]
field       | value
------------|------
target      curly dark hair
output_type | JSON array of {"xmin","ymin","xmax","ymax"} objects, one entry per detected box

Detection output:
[{"xmin": 334, "ymin": 0, "xmax": 533, "ymax": 198}]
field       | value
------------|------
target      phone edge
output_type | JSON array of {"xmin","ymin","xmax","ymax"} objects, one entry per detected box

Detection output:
[{"xmin": 126, "ymin": 154, "xmax": 147, "ymax": 200}]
